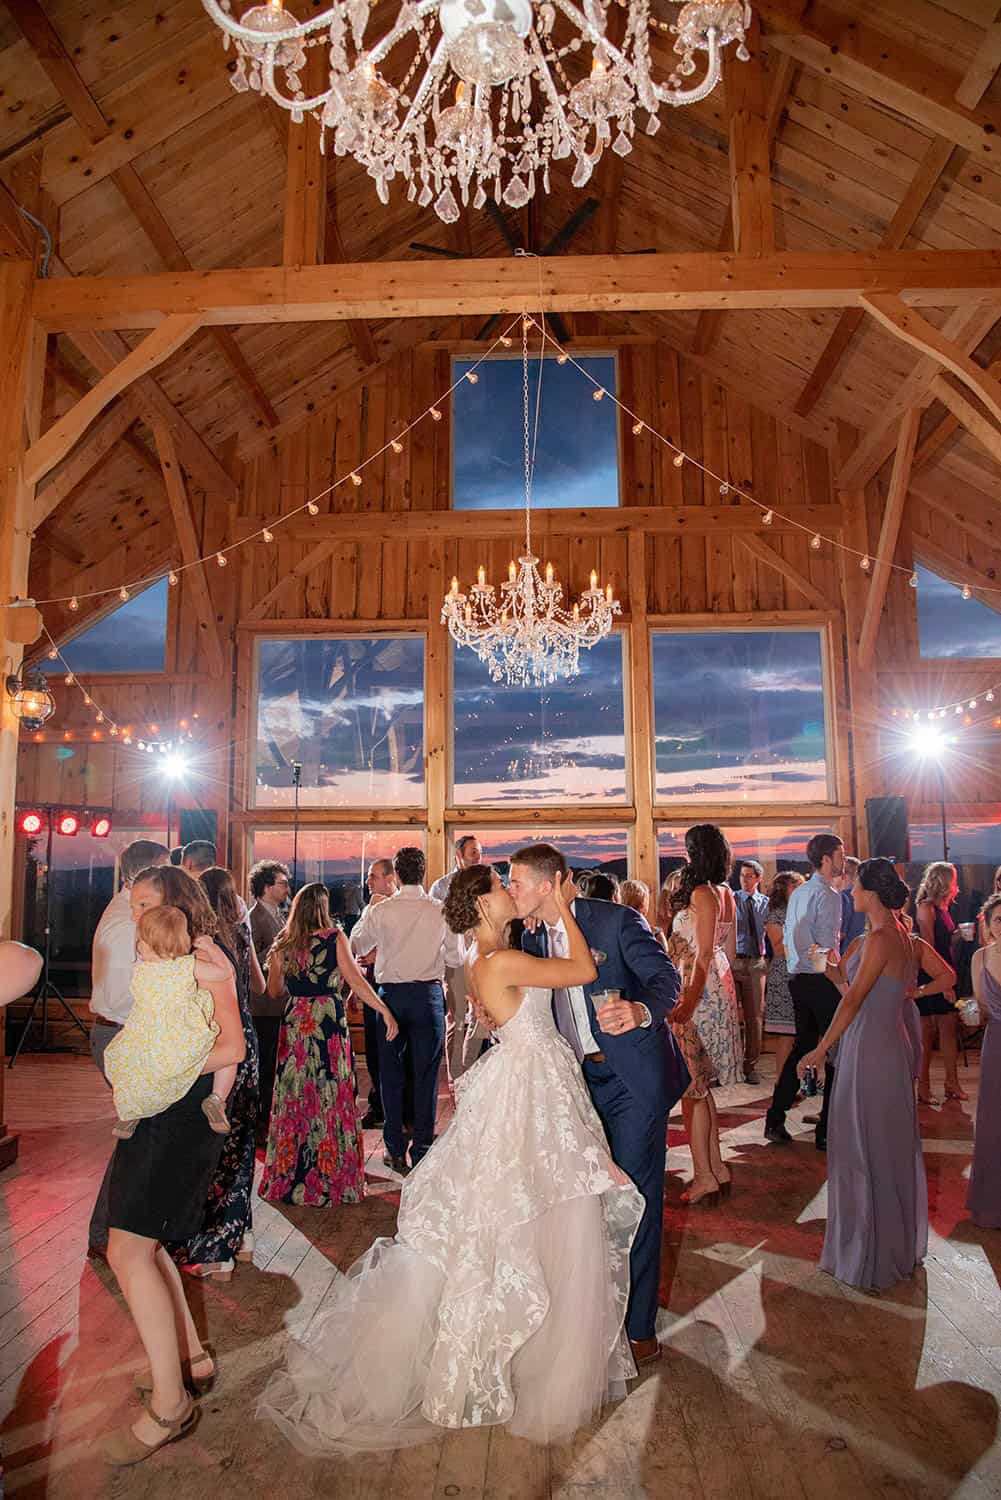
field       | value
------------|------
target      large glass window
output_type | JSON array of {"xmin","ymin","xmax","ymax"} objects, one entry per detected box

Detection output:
[
  {"xmin": 44, "ymin": 578, "xmax": 168, "ymax": 675},
  {"xmin": 658, "ymin": 822, "xmax": 836, "ymax": 888},
  {"xmin": 452, "ymin": 634, "xmax": 628, "ymax": 805},
  {"xmin": 472, "ymin": 827, "xmax": 629, "ymax": 880},
  {"xmin": 452, "ymin": 353, "xmax": 619, "ymax": 510},
  {"xmin": 905, "ymin": 820, "xmax": 1001, "ymax": 924},
  {"xmin": 652, "ymin": 630, "xmax": 830, "ymax": 803},
  {"xmin": 254, "ymin": 637, "xmax": 425, "ymax": 808},
  {"xmin": 250, "ymin": 829, "xmax": 425, "ymax": 930},
  {"xmin": 915, "ymin": 563, "xmax": 1001, "ymax": 659}
]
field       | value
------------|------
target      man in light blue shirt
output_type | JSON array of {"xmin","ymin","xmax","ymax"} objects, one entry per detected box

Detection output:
[{"xmin": 765, "ymin": 833, "xmax": 845, "ymax": 1150}]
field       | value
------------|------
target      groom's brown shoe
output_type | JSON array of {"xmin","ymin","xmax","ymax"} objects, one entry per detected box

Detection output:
[{"xmin": 630, "ymin": 1337, "xmax": 662, "ymax": 1367}]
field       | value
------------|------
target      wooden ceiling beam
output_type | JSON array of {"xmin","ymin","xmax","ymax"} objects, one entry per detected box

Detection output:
[
  {"xmin": 31, "ymin": 249, "xmax": 1001, "ymax": 330},
  {"xmin": 929, "ymin": 375, "xmax": 1001, "ymax": 470},
  {"xmin": 33, "ymin": 399, "xmax": 136, "ymax": 527},
  {"xmin": 24, "ymin": 314, "xmax": 201, "ymax": 487},
  {"xmin": 692, "ymin": 53, "xmax": 794, "ymax": 357},
  {"xmin": 914, "ymin": 351, "xmax": 1001, "ymax": 473},
  {"xmin": 913, "ymin": 486, "xmax": 1001, "ymax": 557},
  {"xmin": 283, "ymin": 47, "xmax": 327, "ymax": 269},
  {"xmin": 3, "ymin": 0, "xmax": 279, "ymax": 432},
  {"xmin": 861, "ymin": 294, "xmax": 1001, "ymax": 429},
  {"xmin": 757, "ymin": 2, "xmax": 1001, "ymax": 158},
  {"xmin": 857, "ymin": 408, "xmax": 921, "ymax": 671},
  {"xmin": 735, "ymin": 532, "xmax": 833, "ymax": 610},
  {"xmin": 49, "ymin": 351, "xmax": 162, "ymax": 479},
  {"xmin": 836, "ymin": 304, "xmax": 999, "ymax": 489},
  {"xmin": 913, "ymin": 536, "xmax": 1001, "ymax": 617},
  {"xmin": 152, "ymin": 420, "xmax": 227, "ymax": 679},
  {"xmin": 953, "ymin": 5, "xmax": 1001, "ymax": 109}
]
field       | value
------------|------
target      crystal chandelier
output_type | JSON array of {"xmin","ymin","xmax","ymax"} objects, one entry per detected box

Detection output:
[
  {"xmin": 202, "ymin": 1, "xmax": 752, "ymax": 222},
  {"xmin": 441, "ymin": 320, "xmax": 620, "ymax": 685}
]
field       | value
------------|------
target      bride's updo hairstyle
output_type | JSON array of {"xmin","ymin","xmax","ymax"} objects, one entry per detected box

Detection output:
[
  {"xmin": 443, "ymin": 864, "xmax": 494, "ymax": 936},
  {"xmin": 858, "ymin": 857, "xmax": 910, "ymax": 911}
]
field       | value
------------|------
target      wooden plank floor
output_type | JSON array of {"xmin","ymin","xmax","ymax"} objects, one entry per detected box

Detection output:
[{"xmin": 0, "ymin": 1050, "xmax": 998, "ymax": 1499}]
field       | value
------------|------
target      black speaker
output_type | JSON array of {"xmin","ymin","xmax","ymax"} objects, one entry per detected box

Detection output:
[
  {"xmin": 865, "ymin": 797, "xmax": 909, "ymax": 862},
  {"xmin": 178, "ymin": 808, "xmax": 218, "ymax": 850}
]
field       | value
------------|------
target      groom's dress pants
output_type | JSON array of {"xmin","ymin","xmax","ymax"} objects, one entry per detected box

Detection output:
[
  {"xmin": 378, "ymin": 980, "xmax": 445, "ymax": 1164},
  {"xmin": 583, "ymin": 1056, "xmax": 668, "ymax": 1343}
]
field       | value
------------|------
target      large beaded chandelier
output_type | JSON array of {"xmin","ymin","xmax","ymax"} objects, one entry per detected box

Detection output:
[
  {"xmin": 202, "ymin": 1, "xmax": 752, "ymax": 222},
  {"xmin": 441, "ymin": 319, "xmax": 620, "ymax": 685}
]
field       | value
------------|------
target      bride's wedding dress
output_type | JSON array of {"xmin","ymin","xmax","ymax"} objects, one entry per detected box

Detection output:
[{"xmin": 259, "ymin": 985, "xmax": 644, "ymax": 1452}]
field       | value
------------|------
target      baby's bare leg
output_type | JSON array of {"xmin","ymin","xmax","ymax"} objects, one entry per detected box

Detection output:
[{"xmin": 201, "ymin": 1064, "xmax": 237, "ymax": 1133}]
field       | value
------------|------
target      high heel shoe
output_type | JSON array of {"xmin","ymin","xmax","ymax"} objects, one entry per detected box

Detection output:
[
  {"xmin": 681, "ymin": 1175, "xmax": 721, "ymax": 1208},
  {"xmin": 945, "ymin": 1083, "xmax": 969, "ymax": 1101},
  {"xmin": 716, "ymin": 1171, "xmax": 733, "ymax": 1200},
  {"xmin": 101, "ymin": 1395, "xmax": 198, "ymax": 1467}
]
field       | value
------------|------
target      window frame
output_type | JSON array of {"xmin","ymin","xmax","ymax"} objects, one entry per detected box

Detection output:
[
  {"xmin": 448, "ymin": 624, "xmax": 632, "ymax": 809},
  {"xmin": 648, "ymin": 614, "xmax": 841, "ymax": 815},
  {"xmin": 449, "ymin": 347, "xmax": 622, "ymax": 512},
  {"xmin": 40, "ymin": 575, "xmax": 174, "ymax": 677},
  {"xmin": 248, "ymin": 628, "xmax": 430, "ymax": 812}
]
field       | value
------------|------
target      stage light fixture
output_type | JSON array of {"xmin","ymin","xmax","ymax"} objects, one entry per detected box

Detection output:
[
  {"xmin": 91, "ymin": 814, "xmax": 112, "ymax": 839},
  {"xmin": 19, "ymin": 810, "xmax": 44, "ymax": 837},
  {"xmin": 56, "ymin": 812, "xmax": 79, "ymax": 837}
]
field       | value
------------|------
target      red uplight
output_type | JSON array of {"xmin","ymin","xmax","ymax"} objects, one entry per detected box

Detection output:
[
  {"xmin": 91, "ymin": 815, "xmax": 112, "ymax": 839},
  {"xmin": 56, "ymin": 813, "xmax": 79, "ymax": 837},
  {"xmin": 20, "ymin": 810, "xmax": 44, "ymax": 836}
]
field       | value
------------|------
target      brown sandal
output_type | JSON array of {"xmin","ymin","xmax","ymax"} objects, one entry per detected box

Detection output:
[
  {"xmin": 101, "ymin": 1395, "xmax": 198, "ymax": 1467},
  {"xmin": 135, "ymin": 1347, "xmax": 216, "ymax": 1401}
]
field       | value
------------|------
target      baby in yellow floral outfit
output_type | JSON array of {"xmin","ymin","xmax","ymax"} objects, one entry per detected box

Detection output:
[{"xmin": 105, "ymin": 905, "xmax": 237, "ymax": 1139}]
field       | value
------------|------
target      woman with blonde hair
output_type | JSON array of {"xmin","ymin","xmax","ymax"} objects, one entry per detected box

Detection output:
[
  {"xmin": 258, "ymin": 882, "xmax": 397, "ymax": 1206},
  {"xmin": 619, "ymin": 879, "xmax": 651, "ymax": 920},
  {"xmin": 914, "ymin": 861, "xmax": 964, "ymax": 1102}
]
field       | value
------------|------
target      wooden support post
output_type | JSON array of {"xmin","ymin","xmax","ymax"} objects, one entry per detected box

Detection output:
[
  {"xmin": 0, "ymin": 261, "xmax": 37, "ymax": 1166},
  {"xmin": 25, "ymin": 315, "xmax": 202, "ymax": 487},
  {"xmin": 425, "ymin": 551, "xmax": 448, "ymax": 888},
  {"xmin": 152, "ymin": 422, "xmax": 227, "ymax": 680},
  {"xmin": 856, "ymin": 409, "xmax": 921, "ymax": 671},
  {"xmin": 735, "ymin": 532, "xmax": 833, "ymax": 609},
  {"xmin": 283, "ymin": 48, "xmax": 327, "ymax": 267},
  {"xmin": 626, "ymin": 532, "xmax": 657, "ymax": 897},
  {"xmin": 726, "ymin": 16, "xmax": 774, "ymax": 255}
]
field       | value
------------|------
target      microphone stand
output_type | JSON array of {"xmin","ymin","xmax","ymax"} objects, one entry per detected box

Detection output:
[{"xmin": 290, "ymin": 760, "xmax": 302, "ymax": 895}]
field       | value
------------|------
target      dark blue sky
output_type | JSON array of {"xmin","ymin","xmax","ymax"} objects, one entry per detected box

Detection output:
[
  {"xmin": 453, "ymin": 354, "xmax": 619, "ymax": 510},
  {"xmin": 915, "ymin": 564, "xmax": 1001, "ymax": 658},
  {"xmin": 46, "ymin": 578, "xmax": 168, "ymax": 674}
]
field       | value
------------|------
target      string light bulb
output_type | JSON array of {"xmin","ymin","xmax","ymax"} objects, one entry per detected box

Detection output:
[
  {"xmin": 969, "ymin": 700, "xmax": 978, "ymax": 709},
  {"xmin": 719, "ymin": 483, "xmax": 730, "ymax": 498},
  {"xmin": 860, "ymin": 555, "xmax": 872, "ymax": 572},
  {"xmin": 632, "ymin": 421, "xmax": 644, "ymax": 435},
  {"xmin": 430, "ymin": 408, "xmax": 442, "ymax": 422},
  {"xmin": 47, "ymin": 646, "xmax": 57, "ymax": 660},
  {"xmin": 216, "ymin": 552, "xmax": 227, "ymax": 567},
  {"xmin": 262, "ymin": 528, "xmax": 274, "ymax": 543},
  {"xmin": 987, "ymin": 691, "xmax": 995, "ymax": 703},
  {"xmin": 909, "ymin": 572, "xmax": 918, "ymax": 588},
  {"xmin": 64, "ymin": 673, "xmax": 74, "ymax": 686},
  {"xmin": 390, "ymin": 439, "xmax": 404, "ymax": 454},
  {"xmin": 673, "ymin": 452, "xmax": 685, "ymax": 468},
  {"xmin": 810, "ymin": 534, "xmax": 822, "ymax": 550},
  {"xmin": 962, "ymin": 585, "xmax": 972, "ymax": 599},
  {"xmin": 69, "ymin": 597, "xmax": 79, "ymax": 611},
  {"xmin": 119, "ymin": 587, "xmax": 129, "ymax": 602},
  {"xmin": 307, "ymin": 501, "xmax": 319, "ymax": 515},
  {"xmin": 556, "ymin": 352, "xmax": 568, "ymax": 365},
  {"xmin": 168, "ymin": 571, "xmax": 179, "ymax": 586},
  {"xmin": 593, "ymin": 388, "xmax": 605, "ymax": 402},
  {"xmin": 465, "ymin": 371, "xmax": 479, "ymax": 384},
  {"xmin": 762, "ymin": 510, "xmax": 774, "ymax": 525},
  {"xmin": 350, "ymin": 472, "xmax": 363, "ymax": 486},
  {"xmin": 500, "ymin": 336, "xmax": 512, "ymax": 348}
]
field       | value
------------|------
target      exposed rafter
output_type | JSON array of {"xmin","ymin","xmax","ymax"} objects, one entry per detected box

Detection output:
[
  {"xmin": 152, "ymin": 421, "xmax": 227, "ymax": 679},
  {"xmin": 857, "ymin": 408, "xmax": 921, "ymax": 671},
  {"xmin": 929, "ymin": 376, "xmax": 1001, "ymax": 469},
  {"xmin": 861, "ymin": 295, "xmax": 1001, "ymax": 430}
]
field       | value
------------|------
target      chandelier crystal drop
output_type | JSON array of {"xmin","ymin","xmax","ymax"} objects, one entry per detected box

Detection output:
[
  {"xmin": 202, "ymin": 0, "xmax": 752, "ymax": 221},
  {"xmin": 441, "ymin": 320, "xmax": 620, "ymax": 685}
]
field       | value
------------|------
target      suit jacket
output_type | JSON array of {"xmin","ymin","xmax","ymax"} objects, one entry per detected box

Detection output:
[{"xmin": 523, "ymin": 898, "xmax": 689, "ymax": 1117}]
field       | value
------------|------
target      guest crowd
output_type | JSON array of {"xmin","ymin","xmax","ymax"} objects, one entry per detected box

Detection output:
[{"xmin": 20, "ymin": 824, "xmax": 994, "ymax": 1464}]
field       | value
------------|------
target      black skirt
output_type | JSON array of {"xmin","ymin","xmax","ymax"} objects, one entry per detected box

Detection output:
[{"xmin": 108, "ymin": 1074, "xmax": 225, "ymax": 1242}]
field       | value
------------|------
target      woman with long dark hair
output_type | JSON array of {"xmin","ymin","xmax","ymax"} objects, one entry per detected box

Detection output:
[
  {"xmin": 166, "ymin": 867, "xmax": 264, "ymax": 1280},
  {"xmin": 101, "ymin": 866, "xmax": 245, "ymax": 1464},
  {"xmin": 798, "ymin": 859, "xmax": 927, "ymax": 1291},
  {"xmin": 668, "ymin": 825, "xmax": 742, "ymax": 1206},
  {"xmin": 258, "ymin": 882, "xmax": 396, "ymax": 1206},
  {"xmin": 914, "ymin": 861, "xmax": 964, "ymax": 1102}
]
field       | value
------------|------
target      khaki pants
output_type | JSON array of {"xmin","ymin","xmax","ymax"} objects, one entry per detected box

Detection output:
[{"xmin": 731, "ymin": 955, "xmax": 767, "ymax": 1070}]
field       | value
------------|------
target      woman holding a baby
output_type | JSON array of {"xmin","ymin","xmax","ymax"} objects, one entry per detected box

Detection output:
[{"xmin": 100, "ymin": 865, "xmax": 246, "ymax": 1467}]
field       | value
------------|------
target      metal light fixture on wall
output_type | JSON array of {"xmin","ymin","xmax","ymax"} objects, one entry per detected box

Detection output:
[{"xmin": 5, "ymin": 670, "xmax": 56, "ymax": 733}]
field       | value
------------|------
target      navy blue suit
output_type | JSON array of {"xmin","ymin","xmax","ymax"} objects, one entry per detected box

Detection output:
[{"xmin": 524, "ymin": 898, "xmax": 688, "ymax": 1340}]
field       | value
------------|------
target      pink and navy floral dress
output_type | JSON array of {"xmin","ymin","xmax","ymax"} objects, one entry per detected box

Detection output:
[{"xmin": 258, "ymin": 926, "xmax": 366, "ymax": 1207}]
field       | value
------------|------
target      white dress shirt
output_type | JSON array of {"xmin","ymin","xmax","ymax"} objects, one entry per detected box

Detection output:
[
  {"xmin": 428, "ymin": 870, "xmax": 455, "ymax": 904},
  {"xmin": 89, "ymin": 887, "xmax": 137, "ymax": 1025},
  {"xmin": 350, "ymin": 885, "xmax": 462, "ymax": 984},
  {"xmin": 547, "ymin": 918, "xmax": 602, "ymax": 1058}
]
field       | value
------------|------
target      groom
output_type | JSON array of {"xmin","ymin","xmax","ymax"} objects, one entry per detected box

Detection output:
[{"xmin": 509, "ymin": 844, "xmax": 689, "ymax": 1365}]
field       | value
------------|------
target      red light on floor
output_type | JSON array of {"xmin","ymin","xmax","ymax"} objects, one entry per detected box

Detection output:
[
  {"xmin": 91, "ymin": 815, "xmax": 112, "ymax": 839},
  {"xmin": 20, "ymin": 810, "xmax": 44, "ymax": 836},
  {"xmin": 56, "ymin": 812, "xmax": 79, "ymax": 837}
]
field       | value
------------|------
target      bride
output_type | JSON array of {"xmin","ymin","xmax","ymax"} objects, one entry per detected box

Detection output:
[{"xmin": 259, "ymin": 866, "xmax": 644, "ymax": 1452}]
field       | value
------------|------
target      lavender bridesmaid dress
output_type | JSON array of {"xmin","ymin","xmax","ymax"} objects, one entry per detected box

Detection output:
[
  {"xmin": 968, "ymin": 964, "xmax": 1001, "ymax": 1229},
  {"xmin": 820, "ymin": 942, "xmax": 928, "ymax": 1291}
]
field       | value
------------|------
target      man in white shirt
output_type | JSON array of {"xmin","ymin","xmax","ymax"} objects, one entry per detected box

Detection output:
[
  {"xmin": 429, "ymin": 834, "xmax": 483, "ymax": 1086},
  {"xmin": 88, "ymin": 837, "xmax": 170, "ymax": 1253},
  {"xmin": 350, "ymin": 846, "xmax": 461, "ymax": 1175}
]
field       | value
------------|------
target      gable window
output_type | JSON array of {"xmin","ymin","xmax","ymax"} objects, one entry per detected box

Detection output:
[
  {"xmin": 45, "ymin": 578, "xmax": 169, "ymax": 675},
  {"xmin": 915, "ymin": 563, "xmax": 1001, "ymax": 659},
  {"xmin": 253, "ymin": 636, "xmax": 425, "ymax": 808},
  {"xmin": 452, "ymin": 352, "xmax": 619, "ymax": 510}
]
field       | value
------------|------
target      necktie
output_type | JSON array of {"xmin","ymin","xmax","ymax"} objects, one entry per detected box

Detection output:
[
  {"xmin": 549, "ymin": 926, "xmax": 585, "ymax": 1063},
  {"xmin": 746, "ymin": 897, "xmax": 760, "ymax": 956}
]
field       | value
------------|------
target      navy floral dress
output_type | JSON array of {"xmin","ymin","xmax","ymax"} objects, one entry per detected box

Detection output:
[
  {"xmin": 258, "ymin": 927, "xmax": 365, "ymax": 1207},
  {"xmin": 169, "ymin": 927, "xmax": 260, "ymax": 1267}
]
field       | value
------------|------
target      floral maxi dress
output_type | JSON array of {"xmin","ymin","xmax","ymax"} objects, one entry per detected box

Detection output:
[{"xmin": 258, "ymin": 927, "xmax": 366, "ymax": 1207}]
